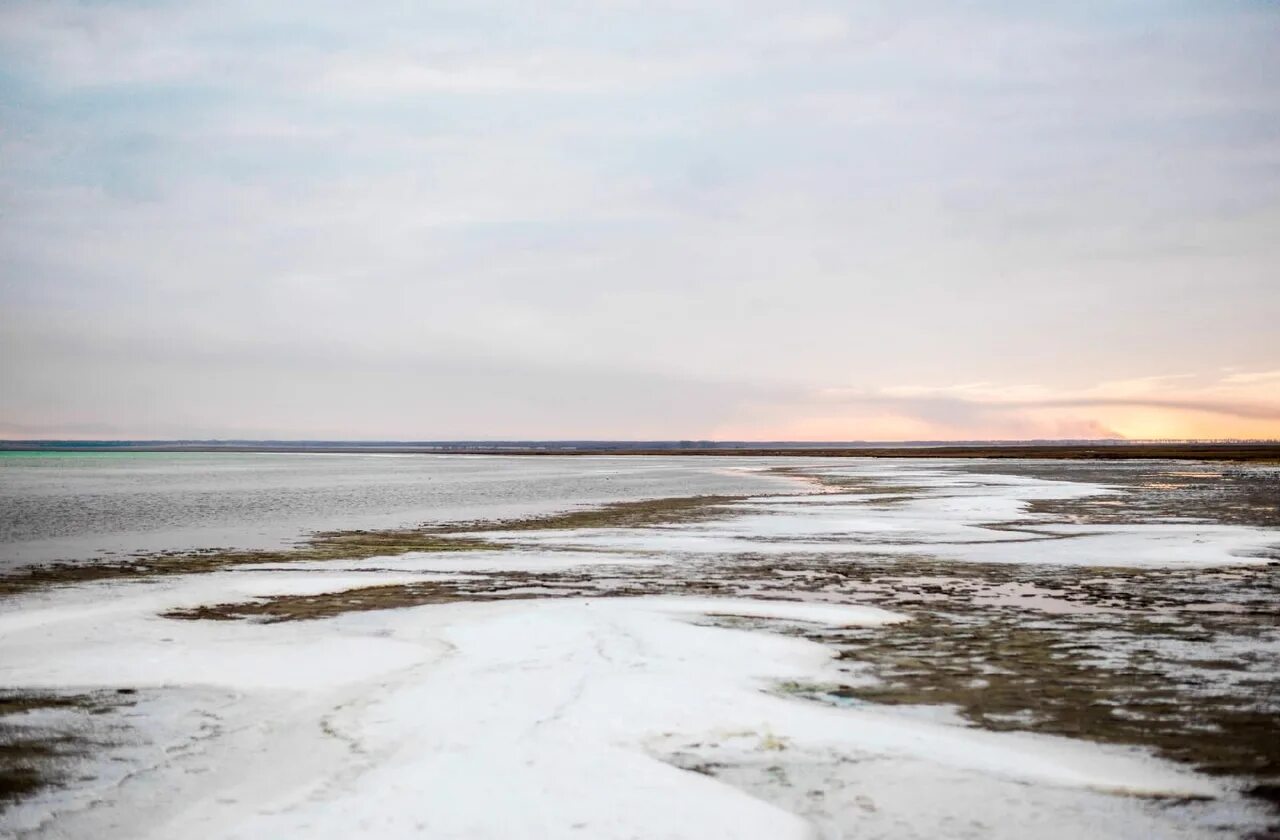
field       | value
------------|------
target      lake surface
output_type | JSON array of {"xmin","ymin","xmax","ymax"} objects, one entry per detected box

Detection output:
[{"xmin": 0, "ymin": 452, "xmax": 803, "ymax": 569}]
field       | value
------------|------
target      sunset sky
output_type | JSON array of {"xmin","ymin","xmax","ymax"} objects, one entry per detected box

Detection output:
[{"xmin": 1, "ymin": 1, "xmax": 1277, "ymax": 441}]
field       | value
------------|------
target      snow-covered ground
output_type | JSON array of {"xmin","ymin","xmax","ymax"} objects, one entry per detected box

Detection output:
[
  {"xmin": 480, "ymin": 464, "xmax": 1278, "ymax": 567},
  {"xmin": 1, "ymin": 460, "xmax": 1276, "ymax": 838}
]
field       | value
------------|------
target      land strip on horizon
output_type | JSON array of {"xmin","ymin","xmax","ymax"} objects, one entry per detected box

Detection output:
[{"xmin": 2, "ymin": 441, "xmax": 1280, "ymax": 462}]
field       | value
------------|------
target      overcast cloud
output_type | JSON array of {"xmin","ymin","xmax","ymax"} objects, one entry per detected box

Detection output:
[{"xmin": 1, "ymin": 0, "xmax": 1278, "ymax": 440}]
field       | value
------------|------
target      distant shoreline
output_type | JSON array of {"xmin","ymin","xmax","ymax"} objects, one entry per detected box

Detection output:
[{"xmin": 2, "ymin": 441, "xmax": 1279, "ymax": 462}]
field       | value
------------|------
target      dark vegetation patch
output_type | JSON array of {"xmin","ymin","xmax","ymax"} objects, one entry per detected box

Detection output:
[
  {"xmin": 440, "ymin": 494, "xmax": 745, "ymax": 533},
  {"xmin": 160, "ymin": 580, "xmax": 579, "ymax": 623}
]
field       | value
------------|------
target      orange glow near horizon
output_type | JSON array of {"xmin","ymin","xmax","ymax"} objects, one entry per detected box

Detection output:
[{"xmin": 712, "ymin": 402, "xmax": 1280, "ymax": 443}]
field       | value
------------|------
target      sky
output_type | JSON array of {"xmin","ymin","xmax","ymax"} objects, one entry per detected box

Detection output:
[{"xmin": 1, "ymin": 0, "xmax": 1277, "ymax": 441}]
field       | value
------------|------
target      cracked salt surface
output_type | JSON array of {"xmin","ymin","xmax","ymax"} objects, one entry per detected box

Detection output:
[{"xmin": 1, "ymin": 458, "xmax": 1276, "ymax": 838}]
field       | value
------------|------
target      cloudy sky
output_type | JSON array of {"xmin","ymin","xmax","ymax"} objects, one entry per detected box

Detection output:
[{"xmin": 1, "ymin": 0, "xmax": 1277, "ymax": 441}]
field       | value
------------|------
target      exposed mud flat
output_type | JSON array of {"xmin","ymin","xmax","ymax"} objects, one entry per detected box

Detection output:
[{"xmin": 1, "ymin": 458, "xmax": 1278, "ymax": 838}]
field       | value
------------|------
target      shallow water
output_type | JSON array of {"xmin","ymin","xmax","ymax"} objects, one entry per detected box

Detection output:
[{"xmin": 0, "ymin": 452, "xmax": 803, "ymax": 569}]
